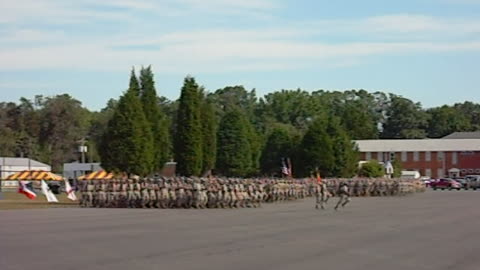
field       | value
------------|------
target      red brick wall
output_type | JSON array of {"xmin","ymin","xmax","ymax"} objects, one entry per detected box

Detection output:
[
  {"xmin": 360, "ymin": 151, "xmax": 480, "ymax": 178},
  {"xmin": 458, "ymin": 152, "xmax": 480, "ymax": 175}
]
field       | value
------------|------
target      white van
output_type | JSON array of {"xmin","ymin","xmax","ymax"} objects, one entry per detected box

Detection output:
[
  {"xmin": 401, "ymin": 171, "xmax": 421, "ymax": 180},
  {"xmin": 464, "ymin": 175, "xmax": 480, "ymax": 190}
]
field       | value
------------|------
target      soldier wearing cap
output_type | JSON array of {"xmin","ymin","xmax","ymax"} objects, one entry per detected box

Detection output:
[
  {"xmin": 335, "ymin": 182, "xmax": 351, "ymax": 210},
  {"xmin": 315, "ymin": 180, "xmax": 330, "ymax": 210}
]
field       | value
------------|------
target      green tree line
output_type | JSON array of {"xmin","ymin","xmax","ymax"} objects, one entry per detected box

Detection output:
[{"xmin": 1, "ymin": 67, "xmax": 479, "ymax": 176}]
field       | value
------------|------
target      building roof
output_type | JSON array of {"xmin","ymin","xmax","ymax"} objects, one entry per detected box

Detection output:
[
  {"xmin": 442, "ymin": 132, "xmax": 480, "ymax": 139},
  {"xmin": 355, "ymin": 139, "xmax": 480, "ymax": 152},
  {"xmin": 0, "ymin": 157, "xmax": 50, "ymax": 168}
]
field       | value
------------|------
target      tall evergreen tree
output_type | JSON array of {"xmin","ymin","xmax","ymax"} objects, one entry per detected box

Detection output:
[
  {"xmin": 100, "ymin": 71, "xmax": 154, "ymax": 176},
  {"xmin": 216, "ymin": 109, "xmax": 252, "ymax": 177},
  {"xmin": 174, "ymin": 76, "xmax": 203, "ymax": 176},
  {"xmin": 260, "ymin": 126, "xmax": 296, "ymax": 176},
  {"xmin": 298, "ymin": 116, "xmax": 335, "ymax": 177},
  {"xmin": 201, "ymin": 96, "xmax": 217, "ymax": 176},
  {"xmin": 244, "ymin": 118, "xmax": 262, "ymax": 176},
  {"xmin": 326, "ymin": 116, "xmax": 359, "ymax": 177},
  {"xmin": 139, "ymin": 66, "xmax": 171, "ymax": 171},
  {"xmin": 129, "ymin": 68, "xmax": 141, "ymax": 96}
]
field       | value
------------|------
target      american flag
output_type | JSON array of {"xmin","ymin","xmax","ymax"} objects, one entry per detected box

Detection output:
[{"xmin": 287, "ymin": 157, "xmax": 292, "ymax": 176}]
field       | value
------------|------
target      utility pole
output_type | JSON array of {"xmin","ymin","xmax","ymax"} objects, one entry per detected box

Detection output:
[
  {"xmin": 77, "ymin": 138, "xmax": 88, "ymax": 179},
  {"xmin": 78, "ymin": 138, "xmax": 87, "ymax": 164},
  {"xmin": 0, "ymin": 157, "xmax": 4, "ymax": 195}
]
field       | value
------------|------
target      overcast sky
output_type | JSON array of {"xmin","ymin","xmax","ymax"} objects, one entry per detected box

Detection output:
[{"xmin": 1, "ymin": 0, "xmax": 479, "ymax": 110}]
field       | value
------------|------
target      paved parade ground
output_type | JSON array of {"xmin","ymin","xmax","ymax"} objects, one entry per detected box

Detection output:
[{"xmin": 1, "ymin": 191, "xmax": 480, "ymax": 270}]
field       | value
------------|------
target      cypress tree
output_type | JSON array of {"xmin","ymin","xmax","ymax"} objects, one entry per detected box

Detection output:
[
  {"xmin": 139, "ymin": 66, "xmax": 171, "ymax": 171},
  {"xmin": 201, "ymin": 97, "xmax": 217, "ymax": 176},
  {"xmin": 260, "ymin": 127, "xmax": 295, "ymax": 176},
  {"xmin": 129, "ymin": 67, "xmax": 141, "ymax": 97},
  {"xmin": 326, "ymin": 116, "xmax": 359, "ymax": 177},
  {"xmin": 298, "ymin": 116, "xmax": 335, "ymax": 177},
  {"xmin": 244, "ymin": 119, "xmax": 262, "ymax": 176},
  {"xmin": 100, "ymin": 70, "xmax": 154, "ymax": 175},
  {"xmin": 216, "ymin": 108, "xmax": 252, "ymax": 177},
  {"xmin": 174, "ymin": 76, "xmax": 203, "ymax": 176}
]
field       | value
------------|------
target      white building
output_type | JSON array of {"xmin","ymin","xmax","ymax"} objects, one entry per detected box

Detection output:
[
  {"xmin": 63, "ymin": 162, "xmax": 102, "ymax": 179},
  {"xmin": 0, "ymin": 157, "xmax": 51, "ymax": 179}
]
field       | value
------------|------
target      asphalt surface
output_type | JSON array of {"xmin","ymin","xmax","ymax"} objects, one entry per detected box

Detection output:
[{"xmin": 1, "ymin": 191, "xmax": 480, "ymax": 270}]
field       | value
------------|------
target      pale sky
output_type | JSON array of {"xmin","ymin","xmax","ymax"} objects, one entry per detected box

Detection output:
[{"xmin": 0, "ymin": 0, "xmax": 479, "ymax": 110}]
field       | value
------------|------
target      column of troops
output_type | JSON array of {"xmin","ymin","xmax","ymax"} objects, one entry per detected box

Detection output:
[
  {"xmin": 323, "ymin": 178, "xmax": 426, "ymax": 197},
  {"xmin": 77, "ymin": 177, "xmax": 425, "ymax": 209}
]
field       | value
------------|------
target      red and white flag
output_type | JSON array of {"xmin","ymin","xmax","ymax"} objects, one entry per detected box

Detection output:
[
  {"xmin": 64, "ymin": 179, "xmax": 77, "ymax": 201},
  {"xmin": 18, "ymin": 181, "xmax": 37, "ymax": 200}
]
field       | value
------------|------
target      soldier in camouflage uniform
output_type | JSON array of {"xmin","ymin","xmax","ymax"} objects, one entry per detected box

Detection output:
[
  {"xmin": 97, "ymin": 180, "xmax": 107, "ymax": 208},
  {"xmin": 315, "ymin": 181, "xmax": 330, "ymax": 210},
  {"xmin": 106, "ymin": 180, "xmax": 115, "ymax": 208},
  {"xmin": 119, "ymin": 179, "xmax": 128, "ymax": 208},
  {"xmin": 78, "ymin": 180, "xmax": 87, "ymax": 207},
  {"xmin": 335, "ymin": 182, "xmax": 351, "ymax": 210}
]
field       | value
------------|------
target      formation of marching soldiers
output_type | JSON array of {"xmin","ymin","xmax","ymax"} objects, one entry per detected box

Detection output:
[
  {"xmin": 78, "ymin": 178, "xmax": 308, "ymax": 209},
  {"xmin": 312, "ymin": 178, "xmax": 425, "ymax": 210},
  {"xmin": 78, "ymin": 177, "xmax": 425, "ymax": 209},
  {"xmin": 320, "ymin": 178, "xmax": 426, "ymax": 198}
]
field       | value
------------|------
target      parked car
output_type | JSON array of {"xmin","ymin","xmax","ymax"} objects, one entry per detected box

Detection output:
[
  {"xmin": 430, "ymin": 178, "xmax": 462, "ymax": 190},
  {"xmin": 453, "ymin": 178, "xmax": 470, "ymax": 190},
  {"xmin": 420, "ymin": 177, "xmax": 433, "ymax": 187},
  {"xmin": 464, "ymin": 175, "xmax": 480, "ymax": 190}
]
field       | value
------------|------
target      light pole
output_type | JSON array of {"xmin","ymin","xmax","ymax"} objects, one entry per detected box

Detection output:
[
  {"xmin": 78, "ymin": 138, "xmax": 88, "ymax": 164},
  {"xmin": 77, "ymin": 138, "xmax": 88, "ymax": 180},
  {"xmin": 0, "ymin": 157, "xmax": 4, "ymax": 196}
]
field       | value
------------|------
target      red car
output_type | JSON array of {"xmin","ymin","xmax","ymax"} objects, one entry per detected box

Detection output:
[{"xmin": 430, "ymin": 178, "xmax": 462, "ymax": 190}]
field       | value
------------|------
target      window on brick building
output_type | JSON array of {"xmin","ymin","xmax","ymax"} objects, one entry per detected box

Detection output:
[
  {"xmin": 366, "ymin": 152, "xmax": 371, "ymax": 160},
  {"xmin": 413, "ymin": 151, "xmax": 419, "ymax": 162},
  {"xmin": 401, "ymin": 152, "xmax": 407, "ymax": 162},
  {"xmin": 452, "ymin": 152, "xmax": 458, "ymax": 165},
  {"xmin": 437, "ymin": 151, "xmax": 445, "ymax": 161},
  {"xmin": 377, "ymin": 152, "xmax": 383, "ymax": 162},
  {"xmin": 425, "ymin": 151, "xmax": 431, "ymax": 162},
  {"xmin": 425, "ymin": 169, "xmax": 432, "ymax": 177}
]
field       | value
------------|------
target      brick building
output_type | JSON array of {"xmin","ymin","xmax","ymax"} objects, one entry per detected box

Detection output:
[{"xmin": 355, "ymin": 139, "xmax": 480, "ymax": 179}]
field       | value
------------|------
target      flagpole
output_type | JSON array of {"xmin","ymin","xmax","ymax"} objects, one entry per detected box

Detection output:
[{"xmin": 0, "ymin": 157, "xmax": 4, "ymax": 194}]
